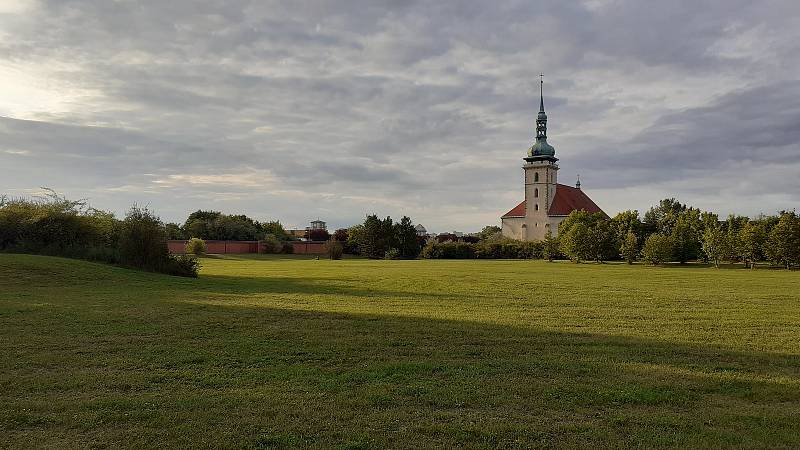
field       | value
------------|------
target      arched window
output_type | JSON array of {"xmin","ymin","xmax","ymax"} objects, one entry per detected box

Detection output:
[
  {"xmin": 534, "ymin": 188, "xmax": 539, "ymax": 198},
  {"xmin": 535, "ymin": 203, "xmax": 539, "ymax": 211},
  {"xmin": 534, "ymin": 172, "xmax": 539, "ymax": 182}
]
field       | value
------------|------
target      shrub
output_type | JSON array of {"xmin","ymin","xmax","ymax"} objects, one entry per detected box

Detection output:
[
  {"xmin": 118, "ymin": 205, "xmax": 170, "ymax": 272},
  {"xmin": 259, "ymin": 234, "xmax": 282, "ymax": 254},
  {"xmin": 641, "ymin": 233, "xmax": 674, "ymax": 265},
  {"xmin": 164, "ymin": 254, "xmax": 200, "ymax": 277},
  {"xmin": 384, "ymin": 248, "xmax": 400, "ymax": 260},
  {"xmin": 185, "ymin": 237, "xmax": 206, "ymax": 256},
  {"xmin": 324, "ymin": 239, "xmax": 343, "ymax": 260},
  {"xmin": 308, "ymin": 228, "xmax": 330, "ymax": 241}
]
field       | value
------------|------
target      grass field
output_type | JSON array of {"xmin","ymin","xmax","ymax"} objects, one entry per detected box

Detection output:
[{"xmin": 1, "ymin": 253, "xmax": 799, "ymax": 448}]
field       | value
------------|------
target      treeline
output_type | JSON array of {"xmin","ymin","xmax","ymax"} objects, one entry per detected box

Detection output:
[
  {"xmin": 0, "ymin": 191, "xmax": 198, "ymax": 276},
  {"xmin": 165, "ymin": 210, "xmax": 295, "ymax": 241},
  {"xmin": 336, "ymin": 215, "xmax": 422, "ymax": 259},
  {"xmin": 420, "ymin": 198, "xmax": 800, "ymax": 269}
]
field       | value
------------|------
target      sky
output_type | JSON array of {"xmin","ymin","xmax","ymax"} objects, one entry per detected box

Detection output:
[{"xmin": 1, "ymin": 0, "xmax": 799, "ymax": 232}]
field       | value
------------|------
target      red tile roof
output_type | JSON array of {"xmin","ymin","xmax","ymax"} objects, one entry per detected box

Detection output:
[
  {"xmin": 548, "ymin": 184, "xmax": 604, "ymax": 216},
  {"xmin": 501, "ymin": 184, "xmax": 604, "ymax": 219},
  {"xmin": 501, "ymin": 201, "xmax": 526, "ymax": 218}
]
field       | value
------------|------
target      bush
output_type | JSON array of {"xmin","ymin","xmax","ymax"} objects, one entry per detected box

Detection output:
[
  {"xmin": 163, "ymin": 254, "xmax": 200, "ymax": 277},
  {"xmin": 641, "ymin": 233, "xmax": 674, "ymax": 265},
  {"xmin": 185, "ymin": 237, "xmax": 206, "ymax": 255},
  {"xmin": 118, "ymin": 205, "xmax": 170, "ymax": 272},
  {"xmin": 384, "ymin": 248, "xmax": 400, "ymax": 260},
  {"xmin": 324, "ymin": 239, "xmax": 343, "ymax": 260},
  {"xmin": 259, "ymin": 234, "xmax": 282, "ymax": 254}
]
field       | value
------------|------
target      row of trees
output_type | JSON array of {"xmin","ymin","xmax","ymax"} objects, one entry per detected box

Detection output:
[
  {"xmin": 166, "ymin": 210, "xmax": 291, "ymax": 242},
  {"xmin": 0, "ymin": 191, "xmax": 198, "ymax": 276},
  {"xmin": 341, "ymin": 215, "xmax": 422, "ymax": 259},
  {"xmin": 552, "ymin": 199, "xmax": 800, "ymax": 268}
]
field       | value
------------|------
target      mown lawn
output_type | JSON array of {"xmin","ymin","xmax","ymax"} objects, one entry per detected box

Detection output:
[{"xmin": 1, "ymin": 253, "xmax": 799, "ymax": 448}]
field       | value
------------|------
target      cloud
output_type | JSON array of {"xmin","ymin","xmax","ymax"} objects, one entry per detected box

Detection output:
[{"xmin": 1, "ymin": 0, "xmax": 799, "ymax": 231}]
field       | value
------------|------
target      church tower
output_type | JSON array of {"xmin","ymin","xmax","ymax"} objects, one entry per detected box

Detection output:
[
  {"xmin": 501, "ymin": 75, "xmax": 605, "ymax": 241},
  {"xmin": 521, "ymin": 76, "xmax": 558, "ymax": 240}
]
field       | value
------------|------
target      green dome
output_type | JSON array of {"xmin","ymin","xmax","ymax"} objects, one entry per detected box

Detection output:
[{"xmin": 528, "ymin": 138, "xmax": 556, "ymax": 157}]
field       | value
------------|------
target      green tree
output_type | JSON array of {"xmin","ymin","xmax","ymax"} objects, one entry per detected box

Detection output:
[
  {"xmin": 738, "ymin": 221, "xmax": 766, "ymax": 269},
  {"xmin": 477, "ymin": 225, "xmax": 502, "ymax": 241},
  {"xmin": 702, "ymin": 225, "xmax": 728, "ymax": 268},
  {"xmin": 765, "ymin": 212, "xmax": 800, "ymax": 269},
  {"xmin": 560, "ymin": 222, "xmax": 592, "ymax": 263},
  {"xmin": 589, "ymin": 218, "xmax": 617, "ymax": 262},
  {"xmin": 620, "ymin": 231, "xmax": 638, "ymax": 264},
  {"xmin": 359, "ymin": 215, "xmax": 391, "ymax": 259},
  {"xmin": 641, "ymin": 233, "xmax": 673, "ymax": 265},
  {"xmin": 261, "ymin": 221, "xmax": 288, "ymax": 240},
  {"xmin": 671, "ymin": 215, "xmax": 701, "ymax": 263},
  {"xmin": 394, "ymin": 216, "xmax": 421, "ymax": 259},
  {"xmin": 542, "ymin": 228, "xmax": 558, "ymax": 262}
]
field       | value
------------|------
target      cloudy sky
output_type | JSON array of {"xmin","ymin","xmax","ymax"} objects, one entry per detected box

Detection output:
[{"xmin": 2, "ymin": 0, "xmax": 799, "ymax": 232}]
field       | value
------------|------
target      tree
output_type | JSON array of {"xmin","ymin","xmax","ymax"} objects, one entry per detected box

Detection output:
[
  {"xmin": 394, "ymin": 216, "xmax": 421, "ymax": 259},
  {"xmin": 739, "ymin": 221, "xmax": 766, "ymax": 269},
  {"xmin": 119, "ymin": 205, "xmax": 170, "ymax": 272},
  {"xmin": 323, "ymin": 238, "xmax": 343, "ymax": 260},
  {"xmin": 641, "ymin": 233, "xmax": 673, "ymax": 265},
  {"xmin": 671, "ymin": 215, "xmax": 700, "ymax": 263},
  {"xmin": 345, "ymin": 225, "xmax": 363, "ymax": 255},
  {"xmin": 333, "ymin": 228, "xmax": 349, "ymax": 242},
  {"xmin": 589, "ymin": 217, "xmax": 617, "ymax": 262},
  {"xmin": 559, "ymin": 222, "xmax": 592, "ymax": 263},
  {"xmin": 765, "ymin": 212, "xmax": 800, "ymax": 269},
  {"xmin": 643, "ymin": 198, "xmax": 686, "ymax": 236},
  {"xmin": 359, "ymin": 215, "xmax": 390, "ymax": 259},
  {"xmin": 308, "ymin": 228, "xmax": 330, "ymax": 241},
  {"xmin": 723, "ymin": 215, "xmax": 748, "ymax": 263},
  {"xmin": 185, "ymin": 237, "xmax": 206, "ymax": 256},
  {"xmin": 611, "ymin": 210, "xmax": 642, "ymax": 244},
  {"xmin": 165, "ymin": 223, "xmax": 186, "ymax": 240},
  {"xmin": 702, "ymin": 225, "xmax": 728, "ymax": 268},
  {"xmin": 477, "ymin": 225, "xmax": 502, "ymax": 241},
  {"xmin": 620, "ymin": 231, "xmax": 638, "ymax": 264},
  {"xmin": 542, "ymin": 228, "xmax": 558, "ymax": 262},
  {"xmin": 259, "ymin": 234, "xmax": 282, "ymax": 254},
  {"xmin": 261, "ymin": 221, "xmax": 288, "ymax": 240}
]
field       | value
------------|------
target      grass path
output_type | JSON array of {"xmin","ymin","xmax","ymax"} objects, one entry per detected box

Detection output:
[{"xmin": 1, "ymin": 254, "xmax": 799, "ymax": 448}]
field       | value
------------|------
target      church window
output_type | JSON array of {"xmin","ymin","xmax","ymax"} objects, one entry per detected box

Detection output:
[
  {"xmin": 535, "ymin": 203, "xmax": 539, "ymax": 211},
  {"xmin": 534, "ymin": 172, "xmax": 539, "ymax": 182},
  {"xmin": 534, "ymin": 188, "xmax": 539, "ymax": 198}
]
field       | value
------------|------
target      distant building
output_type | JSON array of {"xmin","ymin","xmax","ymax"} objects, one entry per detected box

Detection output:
[
  {"xmin": 501, "ymin": 77, "xmax": 604, "ymax": 241},
  {"xmin": 415, "ymin": 224, "xmax": 427, "ymax": 237},
  {"xmin": 288, "ymin": 219, "xmax": 328, "ymax": 240}
]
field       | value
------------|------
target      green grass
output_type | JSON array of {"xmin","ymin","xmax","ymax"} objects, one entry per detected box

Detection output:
[{"xmin": 1, "ymin": 253, "xmax": 799, "ymax": 449}]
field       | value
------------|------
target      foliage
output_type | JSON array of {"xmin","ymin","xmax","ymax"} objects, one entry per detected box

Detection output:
[
  {"xmin": 559, "ymin": 222, "xmax": 592, "ymax": 263},
  {"xmin": 738, "ymin": 221, "xmax": 767, "ymax": 269},
  {"xmin": 182, "ymin": 210, "xmax": 268, "ymax": 241},
  {"xmin": 641, "ymin": 233, "xmax": 674, "ymax": 265},
  {"xmin": 333, "ymin": 228, "xmax": 348, "ymax": 242},
  {"xmin": 261, "ymin": 221, "xmax": 289, "ymax": 241},
  {"xmin": 765, "ymin": 211, "xmax": 800, "ymax": 269},
  {"xmin": 477, "ymin": 225, "xmax": 502, "ymax": 241},
  {"xmin": 620, "ymin": 231, "xmax": 638, "ymax": 264},
  {"xmin": 259, "ymin": 234, "xmax": 282, "ymax": 254},
  {"xmin": 165, "ymin": 223, "xmax": 186, "ymax": 240},
  {"xmin": 308, "ymin": 228, "xmax": 330, "ymax": 241},
  {"xmin": 542, "ymin": 228, "xmax": 559, "ymax": 262},
  {"xmin": 185, "ymin": 237, "xmax": 207, "ymax": 256},
  {"xmin": 394, "ymin": 216, "xmax": 421, "ymax": 259},
  {"xmin": 118, "ymin": 205, "xmax": 170, "ymax": 272},
  {"xmin": 702, "ymin": 225, "xmax": 728, "ymax": 268},
  {"xmin": 344, "ymin": 225, "xmax": 363, "ymax": 255},
  {"xmin": 323, "ymin": 238, "xmax": 344, "ymax": 260},
  {"xmin": 384, "ymin": 248, "xmax": 401, "ymax": 260},
  {"xmin": 671, "ymin": 215, "xmax": 701, "ymax": 263},
  {"xmin": 355, "ymin": 215, "xmax": 396, "ymax": 259}
]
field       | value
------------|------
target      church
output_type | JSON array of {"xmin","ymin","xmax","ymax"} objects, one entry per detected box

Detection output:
[{"xmin": 501, "ymin": 79, "xmax": 604, "ymax": 241}]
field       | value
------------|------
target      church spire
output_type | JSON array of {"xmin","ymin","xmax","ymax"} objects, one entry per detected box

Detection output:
[
  {"xmin": 525, "ymin": 73, "xmax": 557, "ymax": 162},
  {"xmin": 539, "ymin": 73, "xmax": 545, "ymax": 113},
  {"xmin": 536, "ymin": 73, "xmax": 547, "ymax": 141}
]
